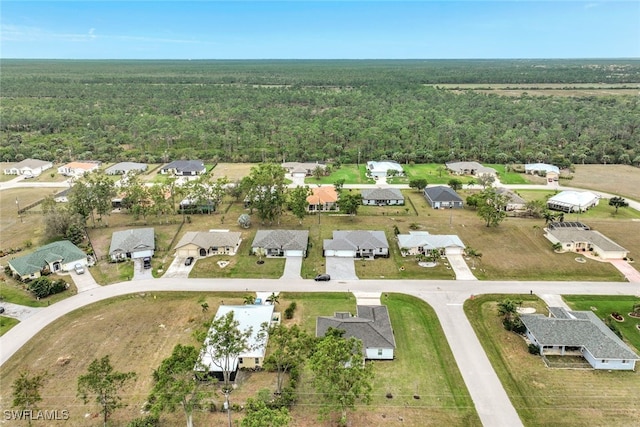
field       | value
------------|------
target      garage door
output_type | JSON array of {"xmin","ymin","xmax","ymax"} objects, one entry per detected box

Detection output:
[{"xmin": 325, "ymin": 250, "xmax": 355, "ymax": 258}]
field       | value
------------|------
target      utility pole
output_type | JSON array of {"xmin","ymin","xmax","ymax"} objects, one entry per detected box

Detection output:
[{"xmin": 16, "ymin": 197, "xmax": 23, "ymax": 223}]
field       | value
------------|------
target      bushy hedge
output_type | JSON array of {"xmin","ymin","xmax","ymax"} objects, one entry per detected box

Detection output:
[{"xmin": 28, "ymin": 277, "xmax": 68, "ymax": 299}]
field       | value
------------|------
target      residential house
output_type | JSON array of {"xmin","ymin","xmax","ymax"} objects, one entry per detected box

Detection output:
[
  {"xmin": 178, "ymin": 197, "xmax": 216, "ymax": 214},
  {"xmin": 53, "ymin": 188, "xmax": 72, "ymax": 203},
  {"xmin": 547, "ymin": 191, "xmax": 599, "ymax": 213},
  {"xmin": 109, "ymin": 228, "xmax": 155, "ymax": 261},
  {"xmin": 496, "ymin": 188, "xmax": 527, "ymax": 212},
  {"xmin": 423, "ymin": 186, "xmax": 464, "ymax": 209},
  {"xmin": 316, "ymin": 305, "xmax": 396, "ymax": 360},
  {"xmin": 7, "ymin": 240, "xmax": 87, "ymax": 281},
  {"xmin": 525, "ymin": 163, "xmax": 560, "ymax": 182},
  {"xmin": 174, "ymin": 231, "xmax": 242, "ymax": 258},
  {"xmin": 57, "ymin": 161, "xmax": 100, "ymax": 178},
  {"xmin": 196, "ymin": 305, "xmax": 279, "ymax": 380},
  {"xmin": 397, "ymin": 231, "xmax": 465, "ymax": 256},
  {"xmin": 445, "ymin": 161, "xmax": 496, "ymax": 176},
  {"xmin": 160, "ymin": 160, "xmax": 206, "ymax": 176},
  {"xmin": 282, "ymin": 162, "xmax": 326, "ymax": 178},
  {"xmin": 307, "ymin": 186, "xmax": 339, "ymax": 212},
  {"xmin": 521, "ymin": 307, "xmax": 639, "ymax": 370},
  {"xmin": 361, "ymin": 188, "xmax": 404, "ymax": 206},
  {"xmin": 251, "ymin": 230, "xmax": 309, "ymax": 257},
  {"xmin": 3, "ymin": 158, "xmax": 53, "ymax": 177},
  {"xmin": 105, "ymin": 162, "xmax": 148, "ymax": 175},
  {"xmin": 366, "ymin": 161, "xmax": 404, "ymax": 178},
  {"xmin": 544, "ymin": 222, "xmax": 628, "ymax": 260},
  {"xmin": 323, "ymin": 230, "xmax": 389, "ymax": 258}
]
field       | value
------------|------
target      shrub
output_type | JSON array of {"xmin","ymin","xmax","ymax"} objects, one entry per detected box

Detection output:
[
  {"xmin": 284, "ymin": 302, "xmax": 297, "ymax": 319},
  {"xmin": 127, "ymin": 414, "xmax": 159, "ymax": 427},
  {"xmin": 28, "ymin": 277, "xmax": 68, "ymax": 299},
  {"xmin": 528, "ymin": 344, "xmax": 541, "ymax": 355}
]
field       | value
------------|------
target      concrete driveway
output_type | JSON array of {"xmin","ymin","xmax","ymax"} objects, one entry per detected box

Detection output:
[
  {"xmin": 71, "ymin": 268, "xmax": 100, "ymax": 292},
  {"xmin": 0, "ymin": 302, "xmax": 42, "ymax": 321},
  {"xmin": 281, "ymin": 256, "xmax": 303, "ymax": 279},
  {"xmin": 447, "ymin": 255, "xmax": 478, "ymax": 280},
  {"xmin": 163, "ymin": 256, "xmax": 194, "ymax": 278},
  {"xmin": 132, "ymin": 258, "xmax": 154, "ymax": 280},
  {"xmin": 326, "ymin": 257, "xmax": 358, "ymax": 280}
]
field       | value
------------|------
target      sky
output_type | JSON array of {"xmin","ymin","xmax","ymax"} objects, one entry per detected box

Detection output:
[{"xmin": 1, "ymin": 1, "xmax": 639, "ymax": 59}]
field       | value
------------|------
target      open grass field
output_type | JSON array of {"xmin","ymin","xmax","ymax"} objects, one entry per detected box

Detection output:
[
  {"xmin": 571, "ymin": 164, "xmax": 640, "ymax": 201},
  {"xmin": 0, "ymin": 291, "xmax": 479, "ymax": 426},
  {"xmin": 304, "ymin": 164, "xmax": 374, "ymax": 185},
  {"xmin": 209, "ymin": 163, "xmax": 257, "ymax": 181},
  {"xmin": 465, "ymin": 294, "xmax": 640, "ymax": 426}
]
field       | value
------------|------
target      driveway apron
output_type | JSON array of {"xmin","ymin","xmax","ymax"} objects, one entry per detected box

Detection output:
[
  {"xmin": 281, "ymin": 256, "xmax": 303, "ymax": 279},
  {"xmin": 446, "ymin": 254, "xmax": 478, "ymax": 280},
  {"xmin": 326, "ymin": 257, "xmax": 358, "ymax": 280}
]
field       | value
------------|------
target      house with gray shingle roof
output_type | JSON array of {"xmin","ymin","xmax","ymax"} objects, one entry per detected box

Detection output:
[
  {"xmin": 109, "ymin": 228, "xmax": 155, "ymax": 261},
  {"xmin": 251, "ymin": 230, "xmax": 309, "ymax": 257},
  {"xmin": 423, "ymin": 186, "xmax": 463, "ymax": 209},
  {"xmin": 323, "ymin": 230, "xmax": 389, "ymax": 258},
  {"xmin": 521, "ymin": 307, "xmax": 639, "ymax": 370},
  {"xmin": 495, "ymin": 188, "xmax": 527, "ymax": 212},
  {"xmin": 446, "ymin": 161, "xmax": 496, "ymax": 177},
  {"xmin": 361, "ymin": 188, "xmax": 404, "ymax": 206},
  {"xmin": 174, "ymin": 231, "xmax": 242, "ymax": 258},
  {"xmin": 160, "ymin": 160, "xmax": 206, "ymax": 176},
  {"xmin": 316, "ymin": 305, "xmax": 396, "ymax": 360},
  {"xmin": 3, "ymin": 158, "xmax": 53, "ymax": 177},
  {"xmin": 105, "ymin": 162, "xmax": 148, "ymax": 175},
  {"xmin": 544, "ymin": 222, "xmax": 628, "ymax": 260},
  {"xmin": 7, "ymin": 240, "xmax": 87, "ymax": 281}
]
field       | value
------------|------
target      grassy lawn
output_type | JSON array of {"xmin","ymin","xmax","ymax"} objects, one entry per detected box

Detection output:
[
  {"xmin": 465, "ymin": 294, "xmax": 640, "ymax": 426},
  {"xmin": 0, "ymin": 274, "xmax": 77, "ymax": 307},
  {"xmin": 0, "ymin": 315, "xmax": 20, "ymax": 336},
  {"xmin": 563, "ymin": 295, "xmax": 640, "ymax": 352},
  {"xmin": 304, "ymin": 164, "xmax": 374, "ymax": 184},
  {"xmin": 486, "ymin": 164, "xmax": 530, "ymax": 184}
]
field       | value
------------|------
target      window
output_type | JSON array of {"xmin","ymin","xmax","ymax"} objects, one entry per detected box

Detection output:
[
  {"xmin": 238, "ymin": 357, "xmax": 243, "ymax": 364},
  {"xmin": 377, "ymin": 349, "xmax": 383, "ymax": 356},
  {"xmin": 601, "ymin": 359, "xmax": 608, "ymax": 364},
  {"xmin": 255, "ymin": 358, "xmax": 259, "ymax": 365}
]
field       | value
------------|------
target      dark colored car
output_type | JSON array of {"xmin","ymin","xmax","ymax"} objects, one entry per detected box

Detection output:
[
  {"xmin": 314, "ymin": 274, "xmax": 331, "ymax": 281},
  {"xmin": 185, "ymin": 256, "xmax": 194, "ymax": 266},
  {"xmin": 0, "ymin": 307, "xmax": 5, "ymax": 314},
  {"xmin": 143, "ymin": 257, "xmax": 152, "ymax": 269}
]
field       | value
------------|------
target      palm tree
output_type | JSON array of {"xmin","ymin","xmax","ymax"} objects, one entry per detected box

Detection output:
[
  {"xmin": 243, "ymin": 295, "xmax": 256, "ymax": 305},
  {"xmin": 497, "ymin": 299, "xmax": 521, "ymax": 323},
  {"xmin": 266, "ymin": 292, "xmax": 280, "ymax": 305}
]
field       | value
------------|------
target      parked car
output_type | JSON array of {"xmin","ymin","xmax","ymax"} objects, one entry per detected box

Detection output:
[
  {"xmin": 0, "ymin": 306, "xmax": 5, "ymax": 314},
  {"xmin": 74, "ymin": 263, "xmax": 85, "ymax": 274},
  {"xmin": 184, "ymin": 256, "xmax": 194, "ymax": 266},
  {"xmin": 143, "ymin": 257, "xmax": 152, "ymax": 269},
  {"xmin": 314, "ymin": 274, "xmax": 331, "ymax": 281}
]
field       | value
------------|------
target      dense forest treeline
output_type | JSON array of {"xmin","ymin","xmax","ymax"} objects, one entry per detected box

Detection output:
[{"xmin": 1, "ymin": 59, "xmax": 639, "ymax": 165}]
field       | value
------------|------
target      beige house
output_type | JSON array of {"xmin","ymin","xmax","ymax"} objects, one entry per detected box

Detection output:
[
  {"xmin": 544, "ymin": 222, "xmax": 628, "ymax": 260},
  {"xmin": 174, "ymin": 231, "xmax": 242, "ymax": 258},
  {"xmin": 307, "ymin": 186, "xmax": 339, "ymax": 212}
]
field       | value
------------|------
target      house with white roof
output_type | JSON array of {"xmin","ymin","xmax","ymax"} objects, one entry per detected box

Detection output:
[
  {"xmin": 3, "ymin": 158, "xmax": 53, "ymax": 177},
  {"xmin": 397, "ymin": 231, "xmax": 466, "ymax": 256},
  {"xmin": 282, "ymin": 162, "xmax": 326, "ymax": 178},
  {"xmin": 445, "ymin": 161, "xmax": 496, "ymax": 176},
  {"xmin": 366, "ymin": 161, "xmax": 404, "ymax": 178},
  {"xmin": 544, "ymin": 222, "xmax": 628, "ymax": 260},
  {"xmin": 57, "ymin": 161, "xmax": 100, "ymax": 178},
  {"xmin": 105, "ymin": 162, "xmax": 148, "ymax": 175},
  {"xmin": 525, "ymin": 163, "xmax": 560, "ymax": 182},
  {"xmin": 196, "ymin": 305, "xmax": 278, "ymax": 380},
  {"xmin": 547, "ymin": 191, "xmax": 599, "ymax": 213},
  {"xmin": 521, "ymin": 307, "xmax": 639, "ymax": 370},
  {"xmin": 316, "ymin": 305, "xmax": 396, "ymax": 360}
]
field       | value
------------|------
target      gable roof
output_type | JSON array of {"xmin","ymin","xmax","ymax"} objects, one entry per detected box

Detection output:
[
  {"xmin": 109, "ymin": 228, "xmax": 155, "ymax": 255},
  {"xmin": 366, "ymin": 160, "xmax": 404, "ymax": 173},
  {"xmin": 546, "ymin": 228, "xmax": 627, "ymax": 253},
  {"xmin": 521, "ymin": 309, "xmax": 639, "ymax": 361},
  {"xmin": 397, "ymin": 231, "xmax": 465, "ymax": 250},
  {"xmin": 252, "ymin": 230, "xmax": 309, "ymax": 251},
  {"xmin": 495, "ymin": 188, "xmax": 526, "ymax": 205},
  {"xmin": 161, "ymin": 160, "xmax": 205, "ymax": 173},
  {"xmin": 323, "ymin": 230, "xmax": 389, "ymax": 251},
  {"xmin": 446, "ymin": 161, "xmax": 496, "ymax": 175},
  {"xmin": 105, "ymin": 162, "xmax": 148, "ymax": 175},
  {"xmin": 13, "ymin": 158, "xmax": 53, "ymax": 170},
  {"xmin": 307, "ymin": 186, "xmax": 338, "ymax": 205},
  {"xmin": 361, "ymin": 188, "xmax": 404, "ymax": 201},
  {"xmin": 424, "ymin": 186, "xmax": 463, "ymax": 202},
  {"xmin": 8, "ymin": 240, "xmax": 86, "ymax": 276},
  {"xmin": 175, "ymin": 231, "xmax": 242, "ymax": 250},
  {"xmin": 59, "ymin": 161, "xmax": 99, "ymax": 171},
  {"xmin": 316, "ymin": 305, "xmax": 396, "ymax": 349}
]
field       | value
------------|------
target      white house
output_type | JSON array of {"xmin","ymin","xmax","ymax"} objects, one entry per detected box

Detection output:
[
  {"xmin": 160, "ymin": 160, "xmax": 206, "ymax": 176},
  {"xmin": 196, "ymin": 305, "xmax": 277, "ymax": 380},
  {"xmin": 547, "ymin": 191, "xmax": 599, "ymax": 213},
  {"xmin": 105, "ymin": 162, "xmax": 148, "ymax": 175},
  {"xmin": 496, "ymin": 188, "xmax": 527, "ymax": 212},
  {"xmin": 323, "ymin": 230, "xmax": 389, "ymax": 258},
  {"xmin": 521, "ymin": 307, "xmax": 639, "ymax": 371},
  {"xmin": 544, "ymin": 222, "xmax": 628, "ymax": 260},
  {"xmin": 445, "ymin": 161, "xmax": 496, "ymax": 176},
  {"xmin": 361, "ymin": 188, "xmax": 404, "ymax": 206},
  {"xmin": 3, "ymin": 158, "xmax": 53, "ymax": 177},
  {"xmin": 109, "ymin": 228, "xmax": 155, "ymax": 261},
  {"xmin": 57, "ymin": 161, "xmax": 100, "ymax": 178},
  {"xmin": 397, "ymin": 231, "xmax": 465, "ymax": 256},
  {"xmin": 251, "ymin": 230, "xmax": 309, "ymax": 257},
  {"xmin": 316, "ymin": 305, "xmax": 396, "ymax": 360},
  {"xmin": 282, "ymin": 162, "xmax": 326, "ymax": 178},
  {"xmin": 366, "ymin": 161, "xmax": 404, "ymax": 178}
]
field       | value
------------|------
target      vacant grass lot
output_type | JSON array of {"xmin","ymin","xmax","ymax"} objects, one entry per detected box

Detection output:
[
  {"xmin": 0, "ymin": 292, "xmax": 478, "ymax": 426},
  {"xmin": 465, "ymin": 294, "xmax": 640, "ymax": 426},
  {"xmin": 571, "ymin": 164, "xmax": 640, "ymax": 201},
  {"xmin": 304, "ymin": 164, "xmax": 374, "ymax": 184}
]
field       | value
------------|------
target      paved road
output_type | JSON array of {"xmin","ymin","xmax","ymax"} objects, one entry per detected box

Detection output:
[{"xmin": 2, "ymin": 278, "xmax": 638, "ymax": 426}]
